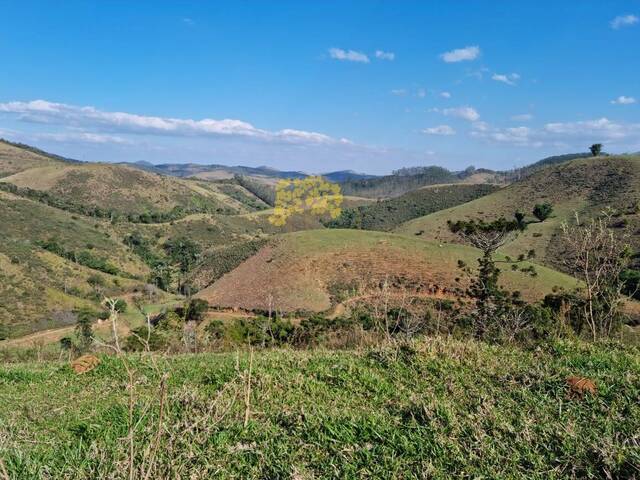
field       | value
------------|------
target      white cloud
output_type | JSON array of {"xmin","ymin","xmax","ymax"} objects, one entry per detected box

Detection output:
[
  {"xmin": 422, "ymin": 125, "xmax": 456, "ymax": 136},
  {"xmin": 492, "ymin": 73, "xmax": 520, "ymax": 86},
  {"xmin": 391, "ymin": 89, "xmax": 407, "ymax": 96},
  {"xmin": 610, "ymin": 14, "xmax": 638, "ymax": 29},
  {"xmin": 440, "ymin": 92, "xmax": 451, "ymax": 99},
  {"xmin": 611, "ymin": 95, "xmax": 637, "ymax": 105},
  {"xmin": 38, "ymin": 132, "xmax": 131, "ymax": 144},
  {"xmin": 472, "ymin": 121, "xmax": 489, "ymax": 131},
  {"xmin": 511, "ymin": 114, "xmax": 533, "ymax": 121},
  {"xmin": 440, "ymin": 46, "xmax": 480, "ymax": 63},
  {"xmin": 328, "ymin": 48, "xmax": 370, "ymax": 63},
  {"xmin": 471, "ymin": 117, "xmax": 640, "ymax": 148},
  {"xmin": 416, "ymin": 88, "xmax": 427, "ymax": 98},
  {"xmin": 182, "ymin": 17, "xmax": 195, "ymax": 26},
  {"xmin": 543, "ymin": 118, "xmax": 638, "ymax": 140},
  {"xmin": 0, "ymin": 99, "xmax": 350, "ymax": 146},
  {"xmin": 443, "ymin": 106, "xmax": 480, "ymax": 122},
  {"xmin": 375, "ymin": 50, "xmax": 395, "ymax": 61}
]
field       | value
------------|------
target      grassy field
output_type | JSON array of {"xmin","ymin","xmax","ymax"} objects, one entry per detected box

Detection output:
[
  {"xmin": 0, "ymin": 337, "xmax": 638, "ymax": 479},
  {"xmin": 197, "ymin": 229, "xmax": 579, "ymax": 313}
]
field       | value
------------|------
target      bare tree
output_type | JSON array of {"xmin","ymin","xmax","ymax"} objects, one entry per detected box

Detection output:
[{"xmin": 560, "ymin": 209, "xmax": 633, "ymax": 340}]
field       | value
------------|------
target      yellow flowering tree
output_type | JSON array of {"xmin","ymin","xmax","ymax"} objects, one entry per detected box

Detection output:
[{"xmin": 268, "ymin": 176, "xmax": 343, "ymax": 226}]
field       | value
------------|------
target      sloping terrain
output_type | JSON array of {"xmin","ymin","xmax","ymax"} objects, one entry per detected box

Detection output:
[
  {"xmin": 197, "ymin": 229, "xmax": 578, "ymax": 313},
  {"xmin": 325, "ymin": 183, "xmax": 501, "ymax": 231},
  {"xmin": 123, "ymin": 195, "xmax": 375, "ymax": 252},
  {"xmin": 396, "ymin": 155, "xmax": 640, "ymax": 270},
  {"xmin": 0, "ymin": 141, "xmax": 272, "ymax": 219},
  {"xmin": 0, "ymin": 139, "xmax": 65, "ymax": 177},
  {"xmin": 0, "ymin": 191, "xmax": 149, "ymax": 336}
]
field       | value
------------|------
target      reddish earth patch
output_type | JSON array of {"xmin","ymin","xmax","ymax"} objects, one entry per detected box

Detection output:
[{"xmin": 196, "ymin": 242, "xmax": 464, "ymax": 313}]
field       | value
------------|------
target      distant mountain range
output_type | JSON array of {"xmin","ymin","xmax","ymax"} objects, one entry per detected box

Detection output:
[{"xmin": 122, "ymin": 161, "xmax": 376, "ymax": 182}]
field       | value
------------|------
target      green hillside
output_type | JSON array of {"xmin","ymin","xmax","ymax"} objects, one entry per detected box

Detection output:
[
  {"xmin": 396, "ymin": 155, "xmax": 640, "ymax": 270},
  {"xmin": 325, "ymin": 183, "xmax": 500, "ymax": 231},
  {"xmin": 0, "ymin": 141, "xmax": 270, "ymax": 221},
  {"xmin": 0, "ymin": 191, "xmax": 150, "ymax": 337},
  {"xmin": 196, "ymin": 229, "xmax": 579, "ymax": 313}
]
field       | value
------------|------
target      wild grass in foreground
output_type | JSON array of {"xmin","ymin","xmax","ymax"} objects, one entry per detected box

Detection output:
[{"xmin": 1, "ymin": 337, "xmax": 638, "ymax": 479}]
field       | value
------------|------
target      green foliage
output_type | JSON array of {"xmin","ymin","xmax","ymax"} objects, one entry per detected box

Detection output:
[
  {"xmin": 340, "ymin": 166, "xmax": 458, "ymax": 198},
  {"xmin": 448, "ymin": 215, "xmax": 538, "ymax": 339},
  {"xmin": 0, "ymin": 323, "xmax": 8, "ymax": 341},
  {"xmin": 124, "ymin": 326, "xmax": 167, "ymax": 352},
  {"xmin": 325, "ymin": 184, "xmax": 499, "ymax": 231},
  {"xmin": 74, "ymin": 308, "xmax": 94, "ymax": 350},
  {"xmin": 234, "ymin": 175, "xmax": 276, "ymax": 206},
  {"xmin": 163, "ymin": 236, "xmax": 201, "ymax": 273},
  {"xmin": 87, "ymin": 274, "xmax": 105, "ymax": 288},
  {"xmin": 204, "ymin": 319, "xmax": 225, "ymax": 341},
  {"xmin": 112, "ymin": 299, "xmax": 127, "ymax": 313},
  {"xmin": 37, "ymin": 238, "xmax": 121, "ymax": 276},
  {"xmin": 227, "ymin": 316, "xmax": 295, "ymax": 346},
  {"xmin": 217, "ymin": 184, "xmax": 269, "ymax": 211},
  {"xmin": 188, "ymin": 239, "xmax": 267, "ymax": 290},
  {"xmin": 590, "ymin": 143, "xmax": 603, "ymax": 156},
  {"xmin": 448, "ymin": 216, "xmax": 523, "ymax": 236},
  {"xmin": 621, "ymin": 268, "xmax": 640, "ymax": 299},
  {"xmin": 59, "ymin": 337, "xmax": 73, "ymax": 351},
  {"xmin": 533, "ymin": 202, "xmax": 554, "ymax": 222},
  {"xmin": 178, "ymin": 299, "xmax": 209, "ymax": 323},
  {"xmin": 123, "ymin": 232, "xmax": 165, "ymax": 268}
]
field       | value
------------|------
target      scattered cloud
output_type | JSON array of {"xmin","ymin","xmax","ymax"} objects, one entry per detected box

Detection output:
[
  {"xmin": 440, "ymin": 45, "xmax": 480, "ymax": 63},
  {"xmin": 182, "ymin": 17, "xmax": 195, "ymax": 26},
  {"xmin": 472, "ymin": 117, "xmax": 640, "ymax": 148},
  {"xmin": 492, "ymin": 73, "xmax": 520, "ymax": 86},
  {"xmin": 610, "ymin": 14, "xmax": 638, "ymax": 29},
  {"xmin": 466, "ymin": 66, "xmax": 490, "ymax": 80},
  {"xmin": 416, "ymin": 88, "xmax": 427, "ymax": 98},
  {"xmin": 391, "ymin": 89, "xmax": 407, "ymax": 96},
  {"xmin": 422, "ymin": 125, "xmax": 456, "ymax": 136},
  {"xmin": 38, "ymin": 132, "xmax": 131, "ymax": 144},
  {"xmin": 328, "ymin": 48, "xmax": 370, "ymax": 63},
  {"xmin": 472, "ymin": 121, "xmax": 489, "ymax": 132},
  {"xmin": 543, "ymin": 118, "xmax": 638, "ymax": 140},
  {"xmin": 511, "ymin": 113, "xmax": 533, "ymax": 121},
  {"xmin": 440, "ymin": 92, "xmax": 451, "ymax": 99},
  {"xmin": 375, "ymin": 50, "xmax": 395, "ymax": 61},
  {"xmin": 0, "ymin": 99, "xmax": 352, "ymax": 146},
  {"xmin": 611, "ymin": 95, "xmax": 637, "ymax": 105},
  {"xmin": 443, "ymin": 106, "xmax": 480, "ymax": 122}
]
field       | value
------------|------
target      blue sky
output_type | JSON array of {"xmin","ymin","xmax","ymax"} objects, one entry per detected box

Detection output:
[{"xmin": 1, "ymin": 1, "xmax": 639, "ymax": 174}]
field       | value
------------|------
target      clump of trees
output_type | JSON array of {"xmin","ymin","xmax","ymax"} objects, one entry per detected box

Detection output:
[
  {"xmin": 37, "ymin": 238, "xmax": 121, "ymax": 276},
  {"xmin": 590, "ymin": 143, "xmax": 603, "ymax": 157},
  {"xmin": 533, "ymin": 203, "xmax": 553, "ymax": 222}
]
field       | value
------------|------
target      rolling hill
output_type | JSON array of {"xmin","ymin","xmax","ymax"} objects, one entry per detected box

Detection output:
[
  {"xmin": 0, "ymin": 141, "xmax": 270, "ymax": 220},
  {"xmin": 395, "ymin": 155, "xmax": 640, "ymax": 271},
  {"xmin": 196, "ymin": 229, "xmax": 579, "ymax": 313},
  {"xmin": 325, "ymin": 183, "xmax": 501, "ymax": 231},
  {"xmin": 0, "ymin": 190, "xmax": 151, "ymax": 337}
]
